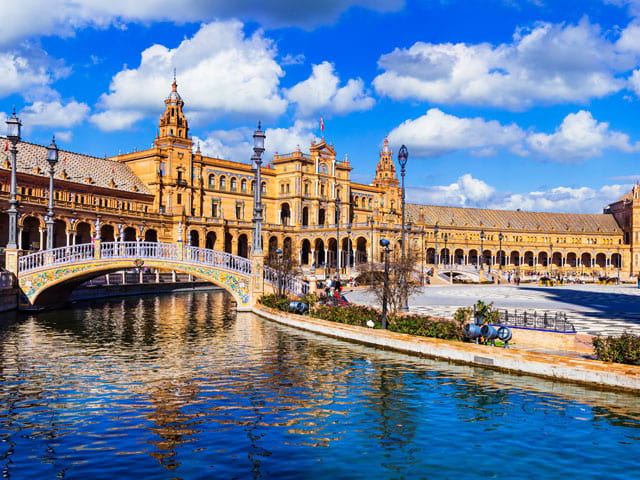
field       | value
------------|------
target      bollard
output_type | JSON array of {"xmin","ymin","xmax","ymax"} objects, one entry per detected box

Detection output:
[
  {"xmin": 480, "ymin": 324, "xmax": 499, "ymax": 344},
  {"xmin": 289, "ymin": 301, "xmax": 308, "ymax": 315},
  {"xmin": 497, "ymin": 326, "xmax": 512, "ymax": 347},
  {"xmin": 464, "ymin": 323, "xmax": 483, "ymax": 344}
]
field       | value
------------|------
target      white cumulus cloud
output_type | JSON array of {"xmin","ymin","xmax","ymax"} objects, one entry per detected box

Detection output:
[
  {"xmin": 286, "ymin": 62, "xmax": 375, "ymax": 117},
  {"xmin": 20, "ymin": 101, "xmax": 90, "ymax": 128},
  {"xmin": 408, "ymin": 173, "xmax": 630, "ymax": 213},
  {"xmin": 374, "ymin": 17, "xmax": 632, "ymax": 110},
  {"xmin": 0, "ymin": 0, "xmax": 405, "ymax": 47},
  {"xmin": 193, "ymin": 120, "xmax": 317, "ymax": 163},
  {"xmin": 388, "ymin": 108, "xmax": 640, "ymax": 162},
  {"xmin": 387, "ymin": 108, "xmax": 525, "ymax": 157},
  {"xmin": 526, "ymin": 110, "xmax": 640, "ymax": 160},
  {"xmin": 91, "ymin": 21, "xmax": 287, "ymax": 131}
]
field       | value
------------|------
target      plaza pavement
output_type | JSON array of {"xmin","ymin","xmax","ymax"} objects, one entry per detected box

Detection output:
[{"xmin": 343, "ymin": 284, "xmax": 640, "ymax": 336}]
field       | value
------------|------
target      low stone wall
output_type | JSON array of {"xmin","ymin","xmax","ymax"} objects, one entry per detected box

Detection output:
[
  {"xmin": 498, "ymin": 326, "xmax": 594, "ymax": 354},
  {"xmin": 254, "ymin": 306, "xmax": 640, "ymax": 392},
  {"xmin": 0, "ymin": 288, "xmax": 17, "ymax": 312}
]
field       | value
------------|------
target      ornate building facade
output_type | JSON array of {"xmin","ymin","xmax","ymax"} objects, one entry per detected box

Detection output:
[{"xmin": 0, "ymin": 79, "xmax": 635, "ymax": 279}]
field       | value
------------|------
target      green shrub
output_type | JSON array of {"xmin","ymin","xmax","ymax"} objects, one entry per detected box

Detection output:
[
  {"xmin": 259, "ymin": 294, "xmax": 290, "ymax": 312},
  {"xmin": 312, "ymin": 304, "xmax": 380, "ymax": 327},
  {"xmin": 389, "ymin": 314, "xmax": 463, "ymax": 341},
  {"xmin": 593, "ymin": 333, "xmax": 640, "ymax": 365},
  {"xmin": 300, "ymin": 292, "xmax": 320, "ymax": 308}
]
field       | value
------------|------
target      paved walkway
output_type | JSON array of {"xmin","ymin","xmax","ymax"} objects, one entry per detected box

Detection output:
[{"xmin": 344, "ymin": 284, "xmax": 640, "ymax": 336}]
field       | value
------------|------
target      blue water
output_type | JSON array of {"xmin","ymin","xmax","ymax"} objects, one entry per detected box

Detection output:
[{"xmin": 0, "ymin": 291, "xmax": 638, "ymax": 479}]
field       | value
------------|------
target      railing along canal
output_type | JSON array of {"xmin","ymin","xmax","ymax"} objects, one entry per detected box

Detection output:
[
  {"xmin": 496, "ymin": 310, "xmax": 576, "ymax": 333},
  {"xmin": 264, "ymin": 265, "xmax": 309, "ymax": 296}
]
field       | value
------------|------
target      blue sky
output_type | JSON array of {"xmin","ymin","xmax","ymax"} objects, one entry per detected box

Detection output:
[{"xmin": 4, "ymin": 0, "xmax": 640, "ymax": 213}]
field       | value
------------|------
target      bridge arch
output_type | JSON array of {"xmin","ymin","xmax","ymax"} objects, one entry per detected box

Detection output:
[{"xmin": 18, "ymin": 243, "xmax": 253, "ymax": 310}]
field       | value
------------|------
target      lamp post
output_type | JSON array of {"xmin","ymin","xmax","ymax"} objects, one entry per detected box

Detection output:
[
  {"xmin": 380, "ymin": 238, "xmax": 391, "ymax": 329},
  {"xmin": 368, "ymin": 215, "xmax": 374, "ymax": 288},
  {"xmin": 398, "ymin": 144, "xmax": 409, "ymax": 312},
  {"xmin": 421, "ymin": 226, "xmax": 425, "ymax": 286},
  {"xmin": 549, "ymin": 242, "xmax": 553, "ymax": 278},
  {"xmin": 617, "ymin": 248, "xmax": 621, "ymax": 283},
  {"xmin": 498, "ymin": 232, "xmax": 503, "ymax": 271},
  {"xmin": 480, "ymin": 230, "xmax": 485, "ymax": 271},
  {"xmin": 45, "ymin": 136, "xmax": 58, "ymax": 250},
  {"xmin": 434, "ymin": 225, "xmax": 439, "ymax": 267},
  {"xmin": 6, "ymin": 108, "xmax": 21, "ymax": 250},
  {"xmin": 335, "ymin": 196, "xmax": 341, "ymax": 280},
  {"xmin": 443, "ymin": 233, "xmax": 448, "ymax": 269},
  {"xmin": 275, "ymin": 248, "xmax": 283, "ymax": 297},
  {"xmin": 251, "ymin": 122, "xmax": 265, "ymax": 255}
]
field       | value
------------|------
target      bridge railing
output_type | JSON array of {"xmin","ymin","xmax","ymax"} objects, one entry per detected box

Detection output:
[
  {"xmin": 183, "ymin": 246, "xmax": 252, "ymax": 275},
  {"xmin": 100, "ymin": 242, "xmax": 178, "ymax": 260},
  {"xmin": 19, "ymin": 243, "xmax": 95, "ymax": 272},
  {"xmin": 264, "ymin": 265, "xmax": 309, "ymax": 296}
]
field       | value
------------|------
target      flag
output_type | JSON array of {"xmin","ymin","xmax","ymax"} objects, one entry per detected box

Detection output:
[{"xmin": 320, "ymin": 116, "xmax": 324, "ymax": 133}]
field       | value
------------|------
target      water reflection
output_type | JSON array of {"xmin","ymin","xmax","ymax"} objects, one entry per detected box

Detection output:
[{"xmin": 0, "ymin": 291, "xmax": 638, "ymax": 479}]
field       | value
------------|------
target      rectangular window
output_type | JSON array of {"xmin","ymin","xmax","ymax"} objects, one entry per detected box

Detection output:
[
  {"xmin": 177, "ymin": 193, "xmax": 182, "ymax": 205},
  {"xmin": 212, "ymin": 200, "xmax": 219, "ymax": 217},
  {"xmin": 235, "ymin": 202, "xmax": 242, "ymax": 220}
]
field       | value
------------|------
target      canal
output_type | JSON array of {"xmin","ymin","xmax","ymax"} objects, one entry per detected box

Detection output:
[{"xmin": 0, "ymin": 290, "xmax": 638, "ymax": 479}]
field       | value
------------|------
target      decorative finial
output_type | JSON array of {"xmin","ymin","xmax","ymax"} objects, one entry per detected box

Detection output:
[
  {"xmin": 258, "ymin": 121, "xmax": 261, "ymax": 130},
  {"xmin": 197, "ymin": 141, "xmax": 201, "ymax": 153},
  {"xmin": 173, "ymin": 68, "xmax": 176, "ymax": 82},
  {"xmin": 12, "ymin": 105, "xmax": 16, "ymax": 116}
]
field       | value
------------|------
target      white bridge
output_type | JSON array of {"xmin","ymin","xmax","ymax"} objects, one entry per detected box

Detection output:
[{"xmin": 15, "ymin": 241, "xmax": 308, "ymax": 309}]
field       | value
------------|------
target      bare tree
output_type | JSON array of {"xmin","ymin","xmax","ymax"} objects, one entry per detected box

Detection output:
[
  {"xmin": 266, "ymin": 245, "xmax": 300, "ymax": 298},
  {"xmin": 373, "ymin": 246, "xmax": 422, "ymax": 314}
]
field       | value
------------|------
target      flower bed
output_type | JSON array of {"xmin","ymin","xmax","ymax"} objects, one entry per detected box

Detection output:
[{"xmin": 258, "ymin": 294, "xmax": 464, "ymax": 341}]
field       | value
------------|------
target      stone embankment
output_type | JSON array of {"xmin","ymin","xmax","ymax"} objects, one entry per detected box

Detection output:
[{"xmin": 254, "ymin": 306, "xmax": 640, "ymax": 392}]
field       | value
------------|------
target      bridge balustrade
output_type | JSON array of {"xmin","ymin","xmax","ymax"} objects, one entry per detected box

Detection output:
[
  {"xmin": 264, "ymin": 265, "xmax": 309, "ymax": 296},
  {"xmin": 100, "ymin": 242, "xmax": 177, "ymax": 260},
  {"xmin": 19, "ymin": 243, "xmax": 95, "ymax": 273},
  {"xmin": 182, "ymin": 246, "xmax": 252, "ymax": 275}
]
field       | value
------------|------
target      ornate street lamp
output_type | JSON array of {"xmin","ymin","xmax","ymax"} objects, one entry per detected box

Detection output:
[
  {"xmin": 480, "ymin": 230, "xmax": 485, "ymax": 271},
  {"xmin": 434, "ymin": 224, "xmax": 439, "ymax": 267},
  {"xmin": 275, "ymin": 248, "xmax": 283, "ymax": 296},
  {"xmin": 368, "ymin": 215, "xmax": 374, "ymax": 288},
  {"xmin": 6, "ymin": 108, "xmax": 21, "ymax": 250},
  {"xmin": 498, "ymin": 232, "xmax": 503, "ymax": 271},
  {"xmin": 549, "ymin": 242, "xmax": 553, "ymax": 278},
  {"xmin": 251, "ymin": 122, "xmax": 266, "ymax": 255},
  {"xmin": 443, "ymin": 233, "xmax": 448, "ymax": 268},
  {"xmin": 380, "ymin": 238, "xmax": 391, "ymax": 329},
  {"xmin": 398, "ymin": 145, "xmax": 409, "ymax": 312},
  {"xmin": 335, "ymin": 196, "xmax": 341, "ymax": 280},
  {"xmin": 421, "ymin": 226, "xmax": 425, "ymax": 286},
  {"xmin": 45, "ymin": 136, "xmax": 58, "ymax": 250}
]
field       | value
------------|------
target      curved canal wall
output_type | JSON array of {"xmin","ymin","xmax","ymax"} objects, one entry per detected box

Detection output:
[{"xmin": 253, "ymin": 306, "xmax": 640, "ymax": 392}]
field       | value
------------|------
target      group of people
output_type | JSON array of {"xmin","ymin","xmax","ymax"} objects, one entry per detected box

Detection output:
[{"xmin": 324, "ymin": 276, "xmax": 342, "ymax": 296}]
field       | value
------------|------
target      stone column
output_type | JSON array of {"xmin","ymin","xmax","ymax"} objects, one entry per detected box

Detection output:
[
  {"xmin": 18, "ymin": 228, "xmax": 23, "ymax": 250},
  {"xmin": 39, "ymin": 229, "xmax": 44, "ymax": 251},
  {"xmin": 251, "ymin": 252, "xmax": 265, "ymax": 307}
]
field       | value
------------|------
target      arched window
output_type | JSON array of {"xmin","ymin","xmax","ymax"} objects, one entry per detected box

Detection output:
[
  {"xmin": 241, "ymin": 179, "xmax": 247, "ymax": 192},
  {"xmin": 354, "ymin": 197, "xmax": 359, "ymax": 207},
  {"xmin": 368, "ymin": 199, "xmax": 373, "ymax": 209},
  {"xmin": 251, "ymin": 180, "xmax": 255, "ymax": 193},
  {"xmin": 261, "ymin": 182, "xmax": 266, "ymax": 194},
  {"xmin": 208, "ymin": 174, "xmax": 215, "ymax": 188},
  {"xmin": 220, "ymin": 175, "xmax": 226, "ymax": 190},
  {"xmin": 230, "ymin": 177, "xmax": 237, "ymax": 191}
]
